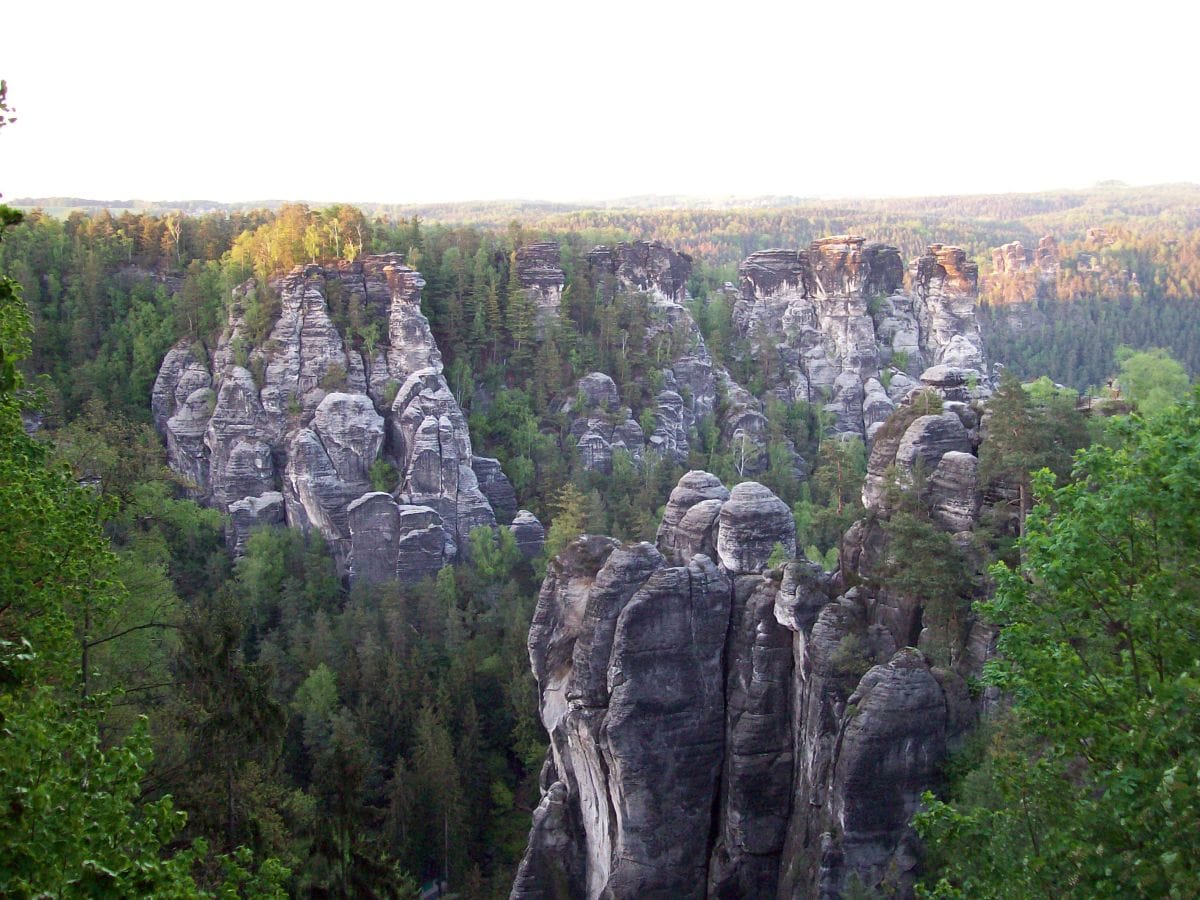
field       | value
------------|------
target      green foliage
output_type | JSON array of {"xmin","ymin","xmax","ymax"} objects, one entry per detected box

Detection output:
[
  {"xmin": 470, "ymin": 525, "xmax": 521, "ymax": 585},
  {"xmin": 318, "ymin": 361, "xmax": 348, "ymax": 392},
  {"xmin": 0, "ymin": 233, "xmax": 283, "ymax": 894},
  {"xmin": 369, "ymin": 457, "xmax": 398, "ymax": 493},
  {"xmin": 541, "ymin": 482, "xmax": 588, "ymax": 564},
  {"xmin": 1115, "ymin": 345, "xmax": 1190, "ymax": 417},
  {"xmin": 978, "ymin": 369, "xmax": 1089, "ymax": 548},
  {"xmin": 917, "ymin": 388, "xmax": 1200, "ymax": 897},
  {"xmin": 1, "ymin": 688, "xmax": 200, "ymax": 896},
  {"xmin": 830, "ymin": 633, "xmax": 873, "ymax": 680},
  {"xmin": 880, "ymin": 507, "xmax": 972, "ymax": 661}
]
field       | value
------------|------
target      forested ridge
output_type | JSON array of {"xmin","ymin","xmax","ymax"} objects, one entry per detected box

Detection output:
[{"xmin": 3, "ymin": 175, "xmax": 1200, "ymax": 897}]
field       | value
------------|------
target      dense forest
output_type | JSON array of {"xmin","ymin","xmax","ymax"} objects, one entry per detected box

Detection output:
[{"xmin": 3, "ymin": 171, "xmax": 1200, "ymax": 897}]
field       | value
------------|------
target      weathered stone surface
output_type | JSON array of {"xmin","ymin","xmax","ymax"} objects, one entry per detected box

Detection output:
[
  {"xmin": 587, "ymin": 240, "xmax": 692, "ymax": 304},
  {"xmin": 709, "ymin": 575, "xmax": 795, "ymax": 898},
  {"xmin": 573, "ymin": 372, "xmax": 621, "ymax": 411},
  {"xmin": 516, "ymin": 241, "xmax": 565, "ymax": 334},
  {"xmin": 152, "ymin": 340, "xmax": 211, "ymax": 435},
  {"xmin": 509, "ymin": 509, "xmax": 545, "ymax": 558},
  {"xmin": 655, "ymin": 470, "xmax": 730, "ymax": 563},
  {"xmin": 510, "ymin": 768, "xmax": 586, "ymax": 899},
  {"xmin": 716, "ymin": 482, "xmax": 796, "ymax": 575},
  {"xmin": 672, "ymin": 499, "xmax": 725, "ymax": 566},
  {"xmin": 894, "ymin": 413, "xmax": 972, "ymax": 478},
  {"xmin": 394, "ymin": 504, "xmax": 447, "ymax": 583},
  {"xmin": 347, "ymin": 492, "xmax": 401, "ymax": 585},
  {"xmin": 720, "ymin": 376, "xmax": 780, "ymax": 477},
  {"xmin": 647, "ymin": 389, "xmax": 688, "ymax": 462},
  {"xmin": 863, "ymin": 404, "xmax": 972, "ymax": 511},
  {"xmin": 598, "ymin": 556, "xmax": 731, "ymax": 898},
  {"xmin": 517, "ymin": 532, "xmax": 732, "ymax": 900},
  {"xmin": 775, "ymin": 560, "xmax": 834, "ymax": 633},
  {"xmin": 732, "ymin": 238, "xmax": 990, "ymax": 438},
  {"xmin": 515, "ymin": 439, "xmax": 995, "ymax": 898},
  {"xmin": 226, "ymin": 491, "xmax": 285, "ymax": 556},
  {"xmin": 156, "ymin": 255, "xmax": 511, "ymax": 579},
  {"xmin": 565, "ymin": 373, "xmax": 644, "ymax": 474},
  {"xmin": 570, "ymin": 543, "xmax": 666, "ymax": 709},
  {"xmin": 920, "ymin": 364, "xmax": 988, "ymax": 402},
  {"xmin": 911, "ymin": 245, "xmax": 986, "ymax": 374},
  {"xmin": 473, "ymin": 456, "xmax": 519, "ymax": 525},
  {"xmin": 820, "ymin": 649, "xmax": 948, "ymax": 895},
  {"xmin": 223, "ymin": 439, "xmax": 275, "ymax": 504},
  {"xmin": 165, "ymin": 387, "xmax": 214, "ymax": 494},
  {"xmin": 929, "ymin": 450, "xmax": 980, "ymax": 532},
  {"xmin": 529, "ymin": 535, "xmax": 622, "ymax": 731},
  {"xmin": 207, "ymin": 367, "xmax": 274, "ymax": 509},
  {"xmin": 311, "ymin": 393, "xmax": 384, "ymax": 485},
  {"xmin": 284, "ymin": 429, "xmax": 365, "ymax": 559}
]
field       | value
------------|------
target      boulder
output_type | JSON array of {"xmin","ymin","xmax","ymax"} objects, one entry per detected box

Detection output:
[
  {"xmin": 226, "ymin": 491, "xmax": 285, "ymax": 556},
  {"xmin": 716, "ymin": 482, "xmax": 796, "ymax": 575},
  {"xmin": 655, "ymin": 470, "xmax": 730, "ymax": 563},
  {"xmin": 509, "ymin": 509, "xmax": 545, "ymax": 558}
]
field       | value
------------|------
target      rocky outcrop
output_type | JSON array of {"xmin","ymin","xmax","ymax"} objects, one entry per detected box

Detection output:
[
  {"xmin": 153, "ymin": 255, "xmax": 515, "ymax": 582},
  {"xmin": 655, "ymin": 470, "xmax": 730, "ymax": 564},
  {"xmin": 544, "ymin": 240, "xmax": 793, "ymax": 477},
  {"xmin": 734, "ymin": 238, "xmax": 991, "ymax": 439},
  {"xmin": 516, "ymin": 478, "xmax": 798, "ymax": 899},
  {"xmin": 516, "ymin": 382, "xmax": 997, "ymax": 898},
  {"xmin": 226, "ymin": 491, "xmax": 285, "ymax": 556},
  {"xmin": 516, "ymin": 241, "xmax": 565, "ymax": 334},
  {"xmin": 587, "ymin": 240, "xmax": 692, "ymax": 304},
  {"xmin": 910, "ymin": 244, "xmax": 987, "ymax": 375},
  {"xmin": 473, "ymin": 456, "xmax": 519, "ymax": 525},
  {"xmin": 862, "ymin": 394, "xmax": 977, "ymax": 512},
  {"xmin": 563, "ymin": 373, "xmax": 644, "ymax": 474},
  {"xmin": 716, "ymin": 481, "xmax": 797, "ymax": 575},
  {"xmin": 509, "ymin": 509, "xmax": 545, "ymax": 558},
  {"xmin": 983, "ymin": 235, "xmax": 1059, "ymax": 303}
]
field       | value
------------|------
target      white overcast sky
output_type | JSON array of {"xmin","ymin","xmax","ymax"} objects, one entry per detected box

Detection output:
[{"xmin": 3, "ymin": 0, "xmax": 1197, "ymax": 204}]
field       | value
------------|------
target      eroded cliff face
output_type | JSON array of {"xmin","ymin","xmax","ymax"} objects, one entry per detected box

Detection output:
[
  {"xmin": 513, "ymin": 385, "xmax": 992, "ymax": 899},
  {"xmin": 562, "ymin": 241, "xmax": 794, "ymax": 477},
  {"xmin": 152, "ymin": 255, "xmax": 538, "ymax": 580},
  {"xmin": 735, "ymin": 238, "xmax": 989, "ymax": 440},
  {"xmin": 516, "ymin": 241, "xmax": 566, "ymax": 335}
]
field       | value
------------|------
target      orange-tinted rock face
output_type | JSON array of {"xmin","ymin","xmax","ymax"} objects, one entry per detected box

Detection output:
[{"xmin": 913, "ymin": 244, "xmax": 979, "ymax": 296}]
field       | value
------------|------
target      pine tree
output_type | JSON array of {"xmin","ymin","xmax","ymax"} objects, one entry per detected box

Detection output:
[{"xmin": 505, "ymin": 252, "xmax": 535, "ymax": 370}]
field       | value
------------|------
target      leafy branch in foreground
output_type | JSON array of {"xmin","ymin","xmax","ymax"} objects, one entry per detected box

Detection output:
[{"xmin": 916, "ymin": 390, "xmax": 1200, "ymax": 897}]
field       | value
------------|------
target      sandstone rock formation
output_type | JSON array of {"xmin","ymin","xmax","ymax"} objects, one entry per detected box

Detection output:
[
  {"xmin": 563, "ymin": 373, "xmax": 644, "ymax": 474},
  {"xmin": 153, "ymin": 255, "xmax": 516, "ymax": 581},
  {"xmin": 587, "ymin": 239, "xmax": 692, "ymax": 304},
  {"xmin": 983, "ymin": 235, "xmax": 1059, "ymax": 303},
  {"xmin": 509, "ymin": 509, "xmax": 546, "ymax": 558},
  {"xmin": 734, "ymin": 238, "xmax": 991, "ymax": 439},
  {"xmin": 516, "ymin": 241, "xmax": 565, "ymax": 334},
  {"xmin": 514, "ymin": 378, "xmax": 994, "ymax": 899},
  {"xmin": 557, "ymin": 240, "xmax": 796, "ymax": 475}
]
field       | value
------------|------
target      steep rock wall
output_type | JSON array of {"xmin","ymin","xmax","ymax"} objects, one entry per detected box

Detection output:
[
  {"xmin": 563, "ymin": 240, "xmax": 795, "ymax": 477},
  {"xmin": 153, "ymin": 255, "xmax": 534, "ymax": 580},
  {"xmin": 514, "ymin": 384, "xmax": 992, "ymax": 899},
  {"xmin": 735, "ymin": 238, "xmax": 989, "ymax": 439}
]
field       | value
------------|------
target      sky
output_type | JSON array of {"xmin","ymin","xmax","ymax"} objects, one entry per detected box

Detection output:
[{"xmin": 3, "ymin": 0, "xmax": 1198, "ymax": 205}]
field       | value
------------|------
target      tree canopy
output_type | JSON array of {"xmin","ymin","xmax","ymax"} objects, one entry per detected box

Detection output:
[{"xmin": 916, "ymin": 388, "xmax": 1200, "ymax": 897}]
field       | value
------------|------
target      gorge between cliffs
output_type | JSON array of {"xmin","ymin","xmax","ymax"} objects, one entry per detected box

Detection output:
[{"xmin": 149, "ymin": 234, "xmax": 1003, "ymax": 897}]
